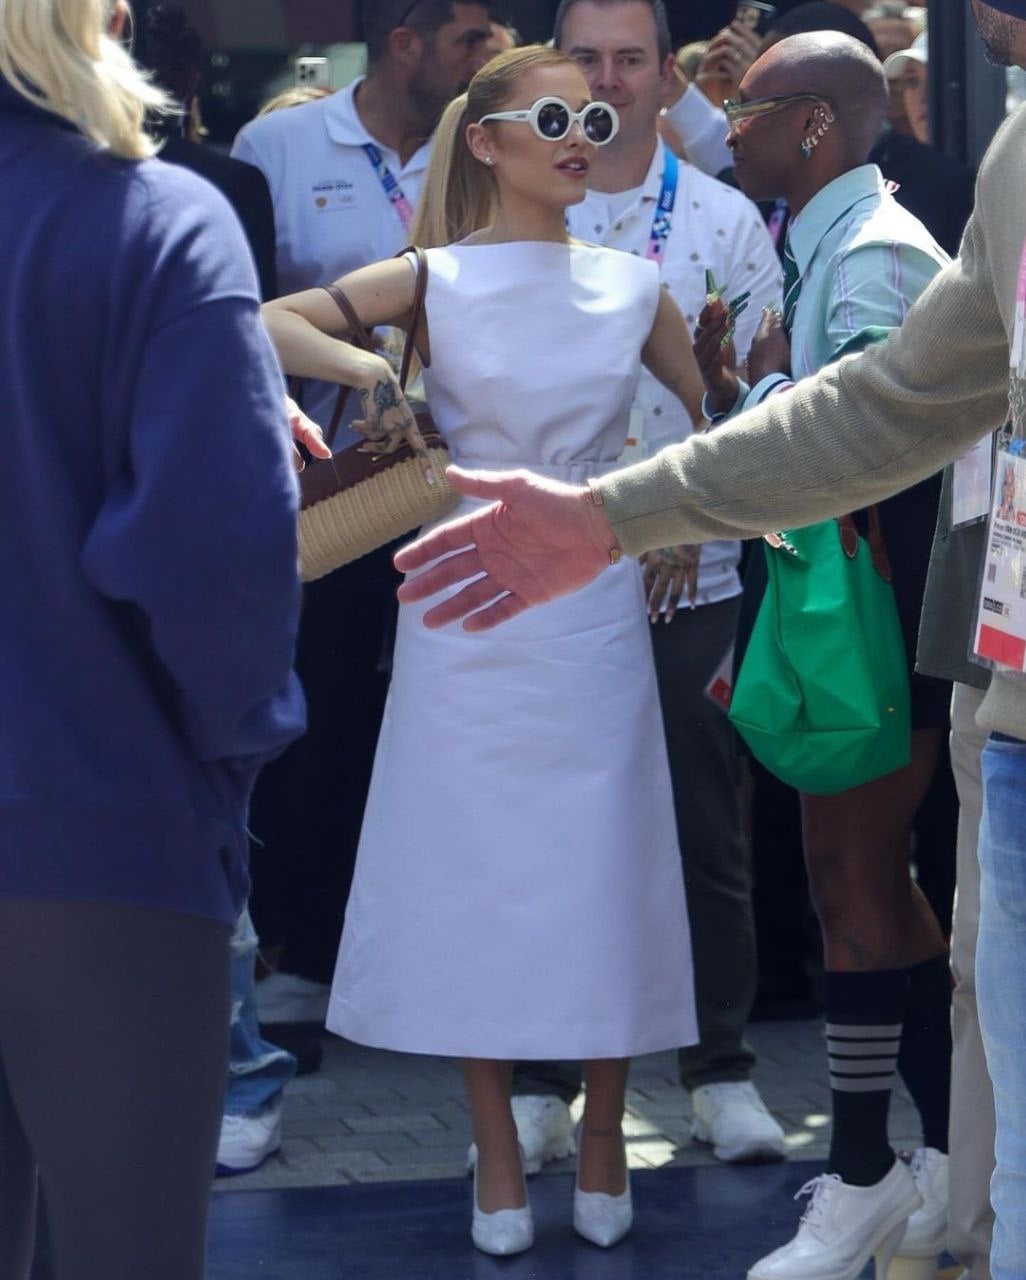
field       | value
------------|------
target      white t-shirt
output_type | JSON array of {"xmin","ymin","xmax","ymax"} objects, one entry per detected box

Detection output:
[
  {"xmin": 233, "ymin": 79, "xmax": 431, "ymax": 442},
  {"xmin": 569, "ymin": 141, "xmax": 783, "ymax": 605}
]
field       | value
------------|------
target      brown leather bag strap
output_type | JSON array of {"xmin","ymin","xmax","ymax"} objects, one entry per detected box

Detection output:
[
  {"xmin": 865, "ymin": 504, "xmax": 893, "ymax": 582},
  {"xmin": 837, "ymin": 513, "xmax": 859, "ymax": 560},
  {"xmin": 836, "ymin": 508, "xmax": 893, "ymax": 581},
  {"xmin": 316, "ymin": 282, "xmax": 375, "ymax": 449},
  {"xmin": 321, "ymin": 283, "xmax": 375, "ymax": 351},
  {"xmin": 396, "ymin": 246, "xmax": 429, "ymax": 391}
]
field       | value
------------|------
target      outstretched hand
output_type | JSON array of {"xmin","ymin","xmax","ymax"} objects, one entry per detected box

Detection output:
[{"xmin": 394, "ymin": 466, "xmax": 622, "ymax": 632}]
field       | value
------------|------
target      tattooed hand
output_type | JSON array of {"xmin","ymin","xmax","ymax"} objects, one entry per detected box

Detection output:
[
  {"xmin": 351, "ymin": 355, "xmax": 437, "ymax": 486},
  {"xmin": 352, "ymin": 357, "xmax": 416, "ymax": 450},
  {"xmin": 640, "ymin": 545, "xmax": 701, "ymax": 622}
]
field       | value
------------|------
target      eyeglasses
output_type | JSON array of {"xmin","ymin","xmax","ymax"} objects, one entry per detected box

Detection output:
[
  {"xmin": 723, "ymin": 94, "xmax": 835, "ymax": 127},
  {"xmin": 479, "ymin": 97, "xmax": 620, "ymax": 145}
]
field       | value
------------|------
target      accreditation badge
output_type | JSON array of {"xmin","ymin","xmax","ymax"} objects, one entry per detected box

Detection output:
[
  {"xmin": 972, "ymin": 237, "xmax": 1026, "ymax": 677},
  {"xmin": 951, "ymin": 435, "xmax": 993, "ymax": 530},
  {"xmin": 973, "ymin": 440, "xmax": 1026, "ymax": 674}
]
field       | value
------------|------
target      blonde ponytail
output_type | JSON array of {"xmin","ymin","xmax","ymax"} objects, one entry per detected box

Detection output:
[
  {"xmin": 410, "ymin": 44, "xmax": 576, "ymax": 247},
  {"xmin": 0, "ymin": 0, "xmax": 173, "ymax": 160}
]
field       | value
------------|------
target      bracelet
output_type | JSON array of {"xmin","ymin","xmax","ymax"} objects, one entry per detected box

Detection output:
[{"xmin": 585, "ymin": 480, "xmax": 623, "ymax": 565}]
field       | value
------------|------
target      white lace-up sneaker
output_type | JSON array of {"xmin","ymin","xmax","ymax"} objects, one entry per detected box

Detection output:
[
  {"xmin": 888, "ymin": 1149, "xmax": 949, "ymax": 1280},
  {"xmin": 215, "ymin": 1102, "xmax": 283, "ymax": 1176},
  {"xmin": 747, "ymin": 1159, "xmax": 922, "ymax": 1280},
  {"xmin": 467, "ymin": 1095, "xmax": 576, "ymax": 1176},
  {"xmin": 691, "ymin": 1081, "xmax": 788, "ymax": 1163}
]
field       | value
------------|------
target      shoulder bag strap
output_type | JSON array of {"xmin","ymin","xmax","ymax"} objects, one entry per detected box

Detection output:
[
  {"xmin": 317, "ymin": 282, "xmax": 376, "ymax": 447},
  {"xmin": 836, "ymin": 509, "xmax": 894, "ymax": 582},
  {"xmin": 396, "ymin": 246, "xmax": 429, "ymax": 392}
]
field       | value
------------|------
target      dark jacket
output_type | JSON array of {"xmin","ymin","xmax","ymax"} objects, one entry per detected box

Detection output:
[
  {"xmin": 0, "ymin": 80, "xmax": 304, "ymax": 923},
  {"xmin": 869, "ymin": 128, "xmax": 977, "ymax": 258},
  {"xmin": 159, "ymin": 135, "xmax": 279, "ymax": 300}
]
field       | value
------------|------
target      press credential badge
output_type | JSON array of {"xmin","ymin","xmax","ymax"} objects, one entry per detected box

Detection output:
[{"xmin": 972, "ymin": 240, "xmax": 1026, "ymax": 675}]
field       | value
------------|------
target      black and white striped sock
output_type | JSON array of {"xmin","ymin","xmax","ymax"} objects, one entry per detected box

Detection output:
[{"xmin": 824, "ymin": 969, "xmax": 909, "ymax": 1186}]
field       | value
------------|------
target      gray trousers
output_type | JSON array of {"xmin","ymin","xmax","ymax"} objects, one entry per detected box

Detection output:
[
  {"xmin": 0, "ymin": 900, "xmax": 231, "ymax": 1280},
  {"xmin": 948, "ymin": 683, "xmax": 996, "ymax": 1278},
  {"xmin": 514, "ymin": 597, "xmax": 757, "ymax": 1098}
]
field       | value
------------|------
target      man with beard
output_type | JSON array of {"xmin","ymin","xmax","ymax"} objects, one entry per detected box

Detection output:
[
  {"xmin": 392, "ymin": 5, "xmax": 1026, "ymax": 1279},
  {"xmin": 228, "ymin": 1, "xmax": 491, "ymax": 1058}
]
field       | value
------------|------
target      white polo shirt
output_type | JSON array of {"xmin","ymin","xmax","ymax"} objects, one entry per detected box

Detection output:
[
  {"xmin": 568, "ymin": 141, "xmax": 783, "ymax": 605},
  {"xmin": 233, "ymin": 80, "xmax": 431, "ymax": 438}
]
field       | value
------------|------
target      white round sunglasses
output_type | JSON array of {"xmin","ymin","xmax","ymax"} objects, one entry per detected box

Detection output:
[{"xmin": 479, "ymin": 96, "xmax": 620, "ymax": 145}]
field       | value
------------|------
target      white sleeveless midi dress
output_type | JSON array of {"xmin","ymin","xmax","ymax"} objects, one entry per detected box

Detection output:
[{"xmin": 328, "ymin": 241, "xmax": 696, "ymax": 1060}]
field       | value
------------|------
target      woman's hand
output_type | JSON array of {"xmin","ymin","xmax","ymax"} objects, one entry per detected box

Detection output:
[
  {"xmin": 284, "ymin": 395, "xmax": 331, "ymax": 471},
  {"xmin": 641, "ymin": 545, "xmax": 701, "ymax": 622},
  {"xmin": 349, "ymin": 353, "xmax": 418, "ymax": 451},
  {"xmin": 693, "ymin": 298, "xmax": 739, "ymax": 417},
  {"xmin": 747, "ymin": 306, "xmax": 792, "ymax": 387}
]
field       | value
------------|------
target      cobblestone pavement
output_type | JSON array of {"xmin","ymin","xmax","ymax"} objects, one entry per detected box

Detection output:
[{"xmin": 215, "ymin": 1018, "xmax": 922, "ymax": 1192}]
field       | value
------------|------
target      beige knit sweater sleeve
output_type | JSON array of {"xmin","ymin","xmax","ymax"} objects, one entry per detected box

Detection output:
[{"xmin": 595, "ymin": 125, "xmax": 1019, "ymax": 555}]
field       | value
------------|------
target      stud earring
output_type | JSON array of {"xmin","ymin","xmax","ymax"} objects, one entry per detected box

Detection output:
[
  {"xmin": 483, "ymin": 156, "xmax": 494, "ymax": 166},
  {"xmin": 800, "ymin": 137, "xmax": 814, "ymax": 159}
]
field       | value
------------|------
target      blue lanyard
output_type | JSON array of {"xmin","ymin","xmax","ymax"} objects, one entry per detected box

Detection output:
[
  {"xmin": 647, "ymin": 145, "xmax": 678, "ymax": 265},
  {"xmin": 362, "ymin": 142, "xmax": 414, "ymax": 233}
]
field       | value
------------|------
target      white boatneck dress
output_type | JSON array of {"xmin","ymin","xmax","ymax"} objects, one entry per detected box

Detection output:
[{"xmin": 328, "ymin": 241, "xmax": 697, "ymax": 1060}]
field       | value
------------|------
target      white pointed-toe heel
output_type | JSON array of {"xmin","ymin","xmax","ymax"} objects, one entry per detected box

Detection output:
[
  {"xmin": 573, "ymin": 1130, "xmax": 633, "ymax": 1248},
  {"xmin": 471, "ymin": 1145, "xmax": 534, "ymax": 1256}
]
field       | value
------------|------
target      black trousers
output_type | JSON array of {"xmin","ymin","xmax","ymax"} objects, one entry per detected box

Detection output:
[
  {"xmin": 0, "ymin": 900, "xmax": 230, "ymax": 1280},
  {"xmin": 514, "ymin": 597, "xmax": 757, "ymax": 1099}
]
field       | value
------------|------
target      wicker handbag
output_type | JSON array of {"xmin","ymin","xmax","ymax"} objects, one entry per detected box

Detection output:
[{"xmin": 298, "ymin": 247, "xmax": 457, "ymax": 582}]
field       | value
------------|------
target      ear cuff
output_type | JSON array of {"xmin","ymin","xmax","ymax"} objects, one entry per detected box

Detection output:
[{"xmin": 800, "ymin": 108, "xmax": 835, "ymax": 158}]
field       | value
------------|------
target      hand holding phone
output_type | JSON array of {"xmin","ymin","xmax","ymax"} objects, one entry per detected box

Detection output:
[{"xmin": 734, "ymin": 2, "xmax": 778, "ymax": 37}]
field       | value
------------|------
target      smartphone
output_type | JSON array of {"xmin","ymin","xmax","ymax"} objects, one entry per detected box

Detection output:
[
  {"xmin": 734, "ymin": 1, "xmax": 778, "ymax": 36},
  {"xmin": 295, "ymin": 56, "xmax": 331, "ymax": 89}
]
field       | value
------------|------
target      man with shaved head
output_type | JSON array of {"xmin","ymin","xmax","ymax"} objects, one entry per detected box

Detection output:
[{"xmin": 693, "ymin": 31, "xmax": 953, "ymax": 1280}]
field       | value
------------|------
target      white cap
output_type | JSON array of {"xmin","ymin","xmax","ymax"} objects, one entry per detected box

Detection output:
[{"xmin": 884, "ymin": 31, "xmax": 928, "ymax": 78}]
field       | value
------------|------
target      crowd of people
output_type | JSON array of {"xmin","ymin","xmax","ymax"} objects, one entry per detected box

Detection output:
[{"xmin": 1, "ymin": 0, "xmax": 1023, "ymax": 1278}]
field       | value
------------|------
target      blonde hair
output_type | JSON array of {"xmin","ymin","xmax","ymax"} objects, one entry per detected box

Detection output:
[
  {"xmin": 409, "ymin": 44, "xmax": 576, "ymax": 248},
  {"xmin": 0, "ymin": 0, "xmax": 172, "ymax": 160},
  {"xmin": 256, "ymin": 84, "xmax": 333, "ymax": 118}
]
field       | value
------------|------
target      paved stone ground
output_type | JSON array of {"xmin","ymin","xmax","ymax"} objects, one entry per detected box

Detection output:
[{"xmin": 214, "ymin": 1018, "xmax": 923, "ymax": 1192}]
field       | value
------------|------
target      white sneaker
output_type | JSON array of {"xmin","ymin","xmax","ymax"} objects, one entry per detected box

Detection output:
[
  {"xmin": 691, "ymin": 1081, "xmax": 787, "ymax": 1163},
  {"xmin": 215, "ymin": 1103, "xmax": 283, "ymax": 1176},
  {"xmin": 890, "ymin": 1149, "xmax": 948, "ymax": 1275},
  {"xmin": 254, "ymin": 972, "xmax": 330, "ymax": 1025},
  {"xmin": 467, "ymin": 1095, "xmax": 576, "ymax": 1176},
  {"xmin": 747, "ymin": 1160, "xmax": 922, "ymax": 1280}
]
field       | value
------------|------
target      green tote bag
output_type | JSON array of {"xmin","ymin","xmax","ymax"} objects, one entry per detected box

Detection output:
[{"xmin": 728, "ymin": 510, "xmax": 911, "ymax": 796}]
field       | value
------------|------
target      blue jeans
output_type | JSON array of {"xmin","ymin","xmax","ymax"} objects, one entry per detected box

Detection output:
[
  {"xmin": 977, "ymin": 733, "xmax": 1026, "ymax": 1280},
  {"xmin": 225, "ymin": 908, "xmax": 296, "ymax": 1117}
]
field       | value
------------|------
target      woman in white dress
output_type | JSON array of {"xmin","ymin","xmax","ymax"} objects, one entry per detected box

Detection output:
[{"xmin": 263, "ymin": 45, "xmax": 704, "ymax": 1257}]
